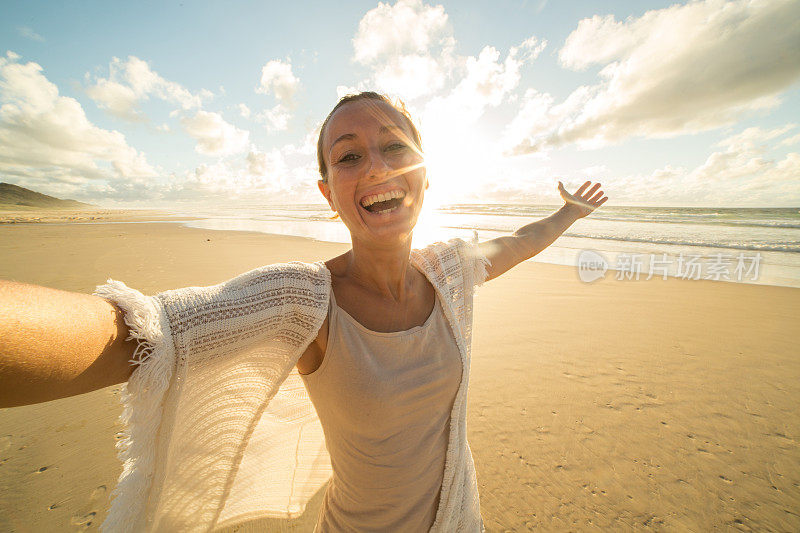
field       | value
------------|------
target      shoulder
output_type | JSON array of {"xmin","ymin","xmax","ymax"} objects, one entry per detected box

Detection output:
[
  {"xmin": 155, "ymin": 261, "xmax": 330, "ymax": 321},
  {"xmin": 411, "ymin": 237, "xmax": 490, "ymax": 289},
  {"xmin": 411, "ymin": 237, "xmax": 466, "ymax": 270}
]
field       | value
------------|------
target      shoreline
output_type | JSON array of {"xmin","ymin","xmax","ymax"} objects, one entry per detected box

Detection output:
[
  {"xmin": 1, "ymin": 207, "xmax": 796, "ymax": 288},
  {"xmin": 0, "ymin": 207, "xmax": 201, "ymax": 225}
]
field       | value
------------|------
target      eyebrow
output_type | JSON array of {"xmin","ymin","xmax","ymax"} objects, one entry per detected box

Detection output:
[
  {"xmin": 330, "ymin": 133, "xmax": 356, "ymax": 150},
  {"xmin": 329, "ymin": 125, "xmax": 405, "ymax": 151}
]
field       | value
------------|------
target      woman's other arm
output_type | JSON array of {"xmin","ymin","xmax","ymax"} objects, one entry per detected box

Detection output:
[
  {"xmin": 478, "ymin": 181, "xmax": 607, "ymax": 281},
  {"xmin": 0, "ymin": 280, "xmax": 137, "ymax": 408}
]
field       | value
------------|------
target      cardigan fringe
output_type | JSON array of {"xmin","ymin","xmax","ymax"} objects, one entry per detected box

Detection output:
[{"xmin": 93, "ymin": 281, "xmax": 176, "ymax": 533}]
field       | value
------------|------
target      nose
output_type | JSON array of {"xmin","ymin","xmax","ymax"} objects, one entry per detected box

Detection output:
[{"xmin": 366, "ymin": 148, "xmax": 392, "ymax": 180}]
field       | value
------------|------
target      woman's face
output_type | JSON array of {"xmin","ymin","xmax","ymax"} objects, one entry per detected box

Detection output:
[{"xmin": 319, "ymin": 99, "xmax": 427, "ymax": 247}]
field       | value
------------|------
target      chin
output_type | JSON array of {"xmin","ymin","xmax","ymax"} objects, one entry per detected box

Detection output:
[{"xmin": 343, "ymin": 190, "xmax": 425, "ymax": 244}]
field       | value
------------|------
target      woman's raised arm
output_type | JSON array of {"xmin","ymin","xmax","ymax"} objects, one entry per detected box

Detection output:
[
  {"xmin": 0, "ymin": 279, "xmax": 137, "ymax": 408},
  {"xmin": 478, "ymin": 181, "xmax": 608, "ymax": 281}
]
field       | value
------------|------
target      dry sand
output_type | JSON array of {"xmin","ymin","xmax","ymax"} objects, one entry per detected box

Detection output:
[{"xmin": 0, "ymin": 216, "xmax": 797, "ymax": 532}]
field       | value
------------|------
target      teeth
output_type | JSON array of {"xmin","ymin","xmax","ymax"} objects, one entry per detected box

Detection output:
[{"xmin": 360, "ymin": 190, "xmax": 405, "ymax": 208}]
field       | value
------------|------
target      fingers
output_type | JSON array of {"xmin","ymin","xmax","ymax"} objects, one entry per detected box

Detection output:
[
  {"xmin": 561, "ymin": 180, "xmax": 608, "ymax": 209},
  {"xmin": 575, "ymin": 180, "xmax": 591, "ymax": 195},
  {"xmin": 583, "ymin": 183, "xmax": 601, "ymax": 199}
]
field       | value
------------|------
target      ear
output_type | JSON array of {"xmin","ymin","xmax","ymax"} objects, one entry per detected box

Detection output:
[
  {"xmin": 424, "ymin": 169, "xmax": 429, "ymax": 190},
  {"xmin": 318, "ymin": 180, "xmax": 335, "ymax": 211}
]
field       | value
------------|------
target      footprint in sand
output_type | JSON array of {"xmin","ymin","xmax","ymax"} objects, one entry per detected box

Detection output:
[
  {"xmin": 70, "ymin": 511, "xmax": 97, "ymax": 529},
  {"xmin": 91, "ymin": 485, "xmax": 108, "ymax": 502}
]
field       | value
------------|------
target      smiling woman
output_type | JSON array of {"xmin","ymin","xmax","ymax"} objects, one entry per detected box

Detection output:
[
  {"xmin": 316, "ymin": 93, "xmax": 428, "ymax": 250},
  {"xmin": 0, "ymin": 90, "xmax": 606, "ymax": 532}
]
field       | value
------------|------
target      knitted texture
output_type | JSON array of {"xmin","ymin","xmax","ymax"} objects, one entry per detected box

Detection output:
[{"xmin": 93, "ymin": 238, "xmax": 490, "ymax": 532}]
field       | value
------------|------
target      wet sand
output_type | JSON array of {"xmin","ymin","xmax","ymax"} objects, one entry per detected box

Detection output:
[{"xmin": 0, "ymin": 218, "xmax": 797, "ymax": 531}]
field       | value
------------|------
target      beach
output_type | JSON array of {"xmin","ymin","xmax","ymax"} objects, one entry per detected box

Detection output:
[{"xmin": 0, "ymin": 213, "xmax": 797, "ymax": 531}]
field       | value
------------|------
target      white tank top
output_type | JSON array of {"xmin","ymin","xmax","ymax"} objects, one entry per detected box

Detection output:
[{"xmin": 300, "ymin": 289, "xmax": 462, "ymax": 532}]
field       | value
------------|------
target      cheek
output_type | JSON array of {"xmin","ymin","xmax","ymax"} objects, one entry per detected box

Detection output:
[
  {"xmin": 328, "ymin": 178, "xmax": 358, "ymax": 205},
  {"xmin": 400, "ymin": 150, "xmax": 422, "ymax": 165}
]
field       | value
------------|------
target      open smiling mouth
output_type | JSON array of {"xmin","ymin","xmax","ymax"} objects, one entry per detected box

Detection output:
[{"xmin": 360, "ymin": 190, "xmax": 406, "ymax": 215}]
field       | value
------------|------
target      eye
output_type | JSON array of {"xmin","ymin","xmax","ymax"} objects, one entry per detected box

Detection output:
[
  {"xmin": 336, "ymin": 152, "xmax": 360, "ymax": 164},
  {"xmin": 386, "ymin": 141, "xmax": 408, "ymax": 152}
]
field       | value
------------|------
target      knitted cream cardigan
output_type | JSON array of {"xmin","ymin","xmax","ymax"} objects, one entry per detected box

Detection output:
[{"xmin": 93, "ymin": 238, "xmax": 490, "ymax": 532}]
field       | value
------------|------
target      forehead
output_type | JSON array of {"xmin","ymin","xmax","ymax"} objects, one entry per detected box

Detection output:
[{"xmin": 323, "ymin": 100, "xmax": 411, "ymax": 150}]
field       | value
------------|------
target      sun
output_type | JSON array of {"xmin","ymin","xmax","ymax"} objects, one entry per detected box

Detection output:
[{"xmin": 408, "ymin": 125, "xmax": 487, "ymax": 247}]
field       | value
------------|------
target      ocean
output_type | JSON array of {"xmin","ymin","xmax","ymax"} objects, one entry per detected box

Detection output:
[{"xmin": 171, "ymin": 204, "xmax": 800, "ymax": 288}]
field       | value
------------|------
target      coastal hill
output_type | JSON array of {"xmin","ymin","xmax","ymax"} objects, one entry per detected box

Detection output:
[{"xmin": 0, "ymin": 182, "xmax": 96, "ymax": 210}]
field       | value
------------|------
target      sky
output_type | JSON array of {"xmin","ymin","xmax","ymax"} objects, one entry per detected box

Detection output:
[{"xmin": 1, "ymin": 0, "xmax": 799, "ymax": 208}]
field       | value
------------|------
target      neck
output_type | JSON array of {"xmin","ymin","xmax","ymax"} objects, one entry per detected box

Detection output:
[{"xmin": 345, "ymin": 235, "xmax": 416, "ymax": 302}]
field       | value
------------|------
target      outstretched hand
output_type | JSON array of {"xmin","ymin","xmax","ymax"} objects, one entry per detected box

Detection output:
[{"xmin": 558, "ymin": 180, "xmax": 607, "ymax": 218}]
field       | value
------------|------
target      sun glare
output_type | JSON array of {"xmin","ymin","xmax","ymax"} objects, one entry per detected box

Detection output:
[
  {"xmin": 420, "ymin": 118, "xmax": 495, "ymax": 206},
  {"xmin": 410, "ymin": 120, "xmax": 496, "ymax": 247}
]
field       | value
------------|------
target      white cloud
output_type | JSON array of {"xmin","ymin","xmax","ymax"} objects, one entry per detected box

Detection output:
[
  {"xmin": 440, "ymin": 38, "xmax": 545, "ymax": 119},
  {"xmin": 372, "ymin": 54, "xmax": 445, "ymax": 100},
  {"xmin": 351, "ymin": 1, "xmax": 544, "ymax": 113},
  {"xmin": 246, "ymin": 148, "xmax": 287, "ymax": 177},
  {"xmin": 181, "ymin": 110, "xmax": 250, "ymax": 156},
  {"xmin": 158, "ymin": 146, "xmax": 319, "ymax": 203},
  {"xmin": 691, "ymin": 126, "xmax": 798, "ymax": 184},
  {"xmin": 0, "ymin": 52, "xmax": 156, "ymax": 199},
  {"xmin": 257, "ymin": 59, "xmax": 299, "ymax": 103},
  {"xmin": 353, "ymin": 0, "xmax": 450, "ymax": 64},
  {"xmin": 352, "ymin": 0, "xmax": 455, "ymax": 100},
  {"xmin": 716, "ymin": 125, "xmax": 796, "ymax": 151},
  {"xmin": 255, "ymin": 104, "xmax": 291, "ymax": 132},
  {"xmin": 86, "ymin": 78, "xmax": 141, "ymax": 121},
  {"xmin": 608, "ymin": 126, "xmax": 800, "ymax": 206},
  {"xmin": 780, "ymin": 133, "xmax": 800, "ymax": 148},
  {"xmin": 238, "ymin": 103, "xmax": 251, "ymax": 118},
  {"xmin": 506, "ymin": 0, "xmax": 800, "ymax": 154},
  {"xmin": 17, "ymin": 26, "xmax": 45, "ymax": 42},
  {"xmin": 87, "ymin": 56, "xmax": 209, "ymax": 121}
]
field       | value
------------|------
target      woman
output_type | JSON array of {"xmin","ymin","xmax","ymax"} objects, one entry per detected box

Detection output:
[{"xmin": 0, "ymin": 92, "xmax": 606, "ymax": 532}]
